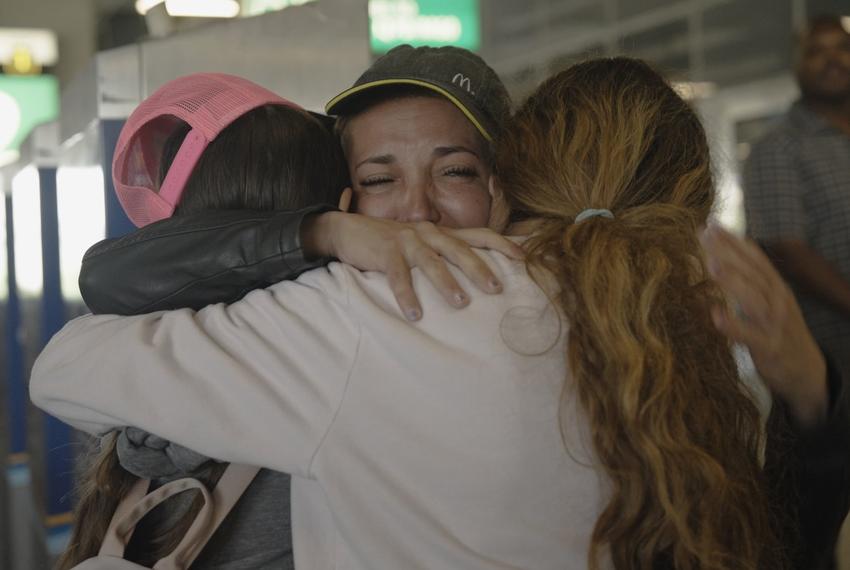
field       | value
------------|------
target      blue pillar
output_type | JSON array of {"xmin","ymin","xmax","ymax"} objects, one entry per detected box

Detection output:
[
  {"xmin": 38, "ymin": 167, "xmax": 73, "ymax": 551},
  {"xmin": 5, "ymin": 193, "xmax": 27, "ymax": 464},
  {"xmin": 5, "ymin": 192, "xmax": 39, "ymax": 570},
  {"xmin": 101, "ymin": 120, "xmax": 135, "ymax": 239}
]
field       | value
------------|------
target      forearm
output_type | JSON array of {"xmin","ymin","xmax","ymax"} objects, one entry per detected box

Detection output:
[
  {"xmin": 765, "ymin": 240, "xmax": 850, "ymax": 318},
  {"xmin": 33, "ymin": 313, "xmax": 341, "ymax": 475},
  {"xmin": 81, "ymin": 205, "xmax": 335, "ymax": 315},
  {"xmin": 32, "ymin": 265, "xmax": 358, "ymax": 477}
]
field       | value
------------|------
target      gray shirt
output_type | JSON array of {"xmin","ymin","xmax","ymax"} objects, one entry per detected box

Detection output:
[
  {"xmin": 117, "ymin": 428, "xmax": 294, "ymax": 569},
  {"xmin": 744, "ymin": 101, "xmax": 850, "ymax": 351}
]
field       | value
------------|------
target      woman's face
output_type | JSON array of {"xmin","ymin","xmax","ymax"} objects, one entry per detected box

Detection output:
[{"xmin": 344, "ymin": 96, "xmax": 493, "ymax": 229}]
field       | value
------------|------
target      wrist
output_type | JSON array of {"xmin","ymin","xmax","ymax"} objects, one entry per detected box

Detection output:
[
  {"xmin": 784, "ymin": 348, "xmax": 829, "ymax": 429},
  {"xmin": 301, "ymin": 211, "xmax": 342, "ymax": 260}
]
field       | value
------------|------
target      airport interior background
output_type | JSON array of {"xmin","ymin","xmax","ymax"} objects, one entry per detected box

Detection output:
[{"xmin": 0, "ymin": 0, "xmax": 848, "ymax": 567}]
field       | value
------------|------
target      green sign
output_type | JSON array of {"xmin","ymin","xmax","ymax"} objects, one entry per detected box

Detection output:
[
  {"xmin": 241, "ymin": 0, "xmax": 316, "ymax": 17},
  {"xmin": 369, "ymin": 0, "xmax": 480, "ymax": 53},
  {"xmin": 0, "ymin": 74, "xmax": 59, "ymax": 165}
]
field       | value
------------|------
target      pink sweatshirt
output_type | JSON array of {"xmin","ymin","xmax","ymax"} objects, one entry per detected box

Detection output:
[{"xmin": 31, "ymin": 250, "xmax": 607, "ymax": 569}]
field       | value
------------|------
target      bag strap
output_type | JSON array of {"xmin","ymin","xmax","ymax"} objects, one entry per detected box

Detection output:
[
  {"xmin": 99, "ymin": 476, "xmax": 152, "ymax": 555},
  {"xmin": 158, "ymin": 463, "xmax": 260, "ymax": 569},
  {"xmin": 98, "ymin": 464, "xmax": 260, "ymax": 570},
  {"xmin": 100, "ymin": 477, "xmax": 214, "ymax": 561}
]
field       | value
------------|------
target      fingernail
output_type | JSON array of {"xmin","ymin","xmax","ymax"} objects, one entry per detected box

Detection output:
[
  {"xmin": 454, "ymin": 292, "xmax": 468, "ymax": 306},
  {"xmin": 489, "ymin": 279, "xmax": 502, "ymax": 292},
  {"xmin": 406, "ymin": 308, "xmax": 421, "ymax": 321}
]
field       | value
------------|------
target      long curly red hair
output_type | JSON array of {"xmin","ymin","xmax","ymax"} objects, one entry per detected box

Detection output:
[{"xmin": 497, "ymin": 57, "xmax": 784, "ymax": 570}]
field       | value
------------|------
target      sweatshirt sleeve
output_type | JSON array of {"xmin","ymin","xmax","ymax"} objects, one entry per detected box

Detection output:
[{"xmin": 31, "ymin": 263, "xmax": 360, "ymax": 479}]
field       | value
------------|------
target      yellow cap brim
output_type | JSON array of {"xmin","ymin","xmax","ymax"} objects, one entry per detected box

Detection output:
[{"xmin": 325, "ymin": 78, "xmax": 492, "ymax": 142}]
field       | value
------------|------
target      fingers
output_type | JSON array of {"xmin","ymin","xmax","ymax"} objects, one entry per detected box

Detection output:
[
  {"xmin": 710, "ymin": 304, "xmax": 763, "ymax": 352},
  {"xmin": 338, "ymin": 187, "xmax": 353, "ymax": 213},
  {"xmin": 700, "ymin": 226, "xmax": 774, "ymax": 324},
  {"xmin": 423, "ymin": 231, "xmax": 503, "ymax": 295},
  {"xmin": 385, "ymin": 223, "xmax": 522, "ymax": 318},
  {"xmin": 712, "ymin": 264, "xmax": 773, "ymax": 323},
  {"xmin": 448, "ymin": 228, "xmax": 526, "ymax": 260},
  {"xmin": 715, "ymin": 226, "xmax": 783, "ymax": 295},
  {"xmin": 384, "ymin": 253, "xmax": 422, "ymax": 321},
  {"xmin": 700, "ymin": 225, "xmax": 796, "ymax": 364},
  {"xmin": 439, "ymin": 246, "xmax": 503, "ymax": 294},
  {"xmin": 407, "ymin": 239, "xmax": 470, "ymax": 309}
]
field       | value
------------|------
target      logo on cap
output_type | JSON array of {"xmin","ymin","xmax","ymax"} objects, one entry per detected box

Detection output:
[{"xmin": 452, "ymin": 73, "xmax": 475, "ymax": 96}]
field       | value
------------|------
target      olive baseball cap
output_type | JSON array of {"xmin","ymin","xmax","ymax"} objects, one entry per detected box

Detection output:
[{"xmin": 325, "ymin": 45, "xmax": 511, "ymax": 142}]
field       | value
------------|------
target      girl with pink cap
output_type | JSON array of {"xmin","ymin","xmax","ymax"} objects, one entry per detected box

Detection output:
[{"xmin": 61, "ymin": 73, "xmax": 351, "ymax": 569}]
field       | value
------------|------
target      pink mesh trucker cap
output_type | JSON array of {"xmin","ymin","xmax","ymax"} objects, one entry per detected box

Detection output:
[{"xmin": 113, "ymin": 73, "xmax": 302, "ymax": 227}]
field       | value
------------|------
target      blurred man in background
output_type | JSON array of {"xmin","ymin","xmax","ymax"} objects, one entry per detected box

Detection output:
[
  {"xmin": 745, "ymin": 14, "xmax": 850, "ymax": 364},
  {"xmin": 744, "ymin": 14, "xmax": 850, "ymax": 570}
]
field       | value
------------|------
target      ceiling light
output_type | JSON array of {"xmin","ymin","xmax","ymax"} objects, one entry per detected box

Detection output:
[
  {"xmin": 135, "ymin": 0, "xmax": 165, "ymax": 15},
  {"xmin": 165, "ymin": 0, "xmax": 241, "ymax": 18}
]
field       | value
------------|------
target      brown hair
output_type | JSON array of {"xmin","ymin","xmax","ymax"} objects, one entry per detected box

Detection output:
[
  {"xmin": 58, "ymin": 104, "xmax": 349, "ymax": 568},
  {"xmin": 497, "ymin": 57, "xmax": 784, "ymax": 569},
  {"xmin": 171, "ymin": 104, "xmax": 349, "ymax": 215}
]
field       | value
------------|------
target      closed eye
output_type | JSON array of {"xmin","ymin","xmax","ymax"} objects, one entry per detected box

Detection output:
[
  {"xmin": 360, "ymin": 176, "xmax": 395, "ymax": 187},
  {"xmin": 442, "ymin": 166, "xmax": 479, "ymax": 178}
]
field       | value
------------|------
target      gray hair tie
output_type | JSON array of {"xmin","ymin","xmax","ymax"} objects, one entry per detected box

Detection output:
[{"xmin": 575, "ymin": 208, "xmax": 614, "ymax": 223}]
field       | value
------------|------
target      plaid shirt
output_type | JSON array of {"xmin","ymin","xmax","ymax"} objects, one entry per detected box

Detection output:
[{"xmin": 744, "ymin": 101, "xmax": 850, "ymax": 350}]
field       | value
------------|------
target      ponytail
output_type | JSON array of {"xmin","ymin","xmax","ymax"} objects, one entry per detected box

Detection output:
[{"xmin": 526, "ymin": 206, "xmax": 774, "ymax": 569}]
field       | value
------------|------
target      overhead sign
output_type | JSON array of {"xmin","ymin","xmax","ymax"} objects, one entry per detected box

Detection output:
[
  {"xmin": 0, "ymin": 75, "xmax": 59, "ymax": 167},
  {"xmin": 369, "ymin": 0, "xmax": 480, "ymax": 53},
  {"xmin": 241, "ymin": 0, "xmax": 316, "ymax": 17}
]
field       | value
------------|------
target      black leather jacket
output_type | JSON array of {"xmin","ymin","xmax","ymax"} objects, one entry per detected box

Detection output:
[
  {"xmin": 80, "ymin": 205, "xmax": 334, "ymax": 314},
  {"xmin": 79, "ymin": 208, "xmax": 850, "ymax": 570}
]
